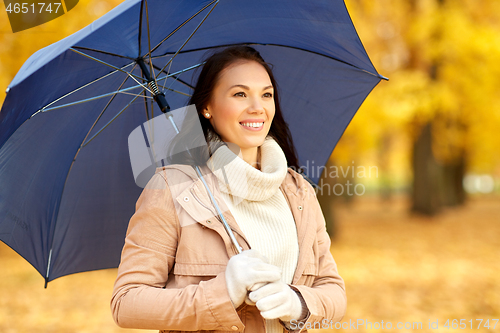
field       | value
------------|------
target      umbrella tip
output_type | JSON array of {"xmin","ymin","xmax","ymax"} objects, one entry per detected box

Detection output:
[
  {"xmin": 5, "ymin": 87, "xmax": 10, "ymax": 93},
  {"xmin": 44, "ymin": 278, "xmax": 48, "ymax": 289}
]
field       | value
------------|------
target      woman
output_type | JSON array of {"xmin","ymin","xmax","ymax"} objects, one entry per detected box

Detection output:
[{"xmin": 111, "ymin": 46, "xmax": 346, "ymax": 333}]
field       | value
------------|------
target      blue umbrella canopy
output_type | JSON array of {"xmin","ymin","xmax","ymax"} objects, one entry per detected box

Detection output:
[{"xmin": 0, "ymin": 0, "xmax": 385, "ymax": 285}]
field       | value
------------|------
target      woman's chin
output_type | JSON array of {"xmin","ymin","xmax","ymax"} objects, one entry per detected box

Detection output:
[
  {"xmin": 222, "ymin": 134, "xmax": 268, "ymax": 153},
  {"xmin": 241, "ymin": 137, "xmax": 267, "ymax": 149}
]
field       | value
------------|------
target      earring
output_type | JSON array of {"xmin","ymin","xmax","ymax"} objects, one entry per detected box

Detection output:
[{"xmin": 205, "ymin": 112, "xmax": 211, "ymax": 118}]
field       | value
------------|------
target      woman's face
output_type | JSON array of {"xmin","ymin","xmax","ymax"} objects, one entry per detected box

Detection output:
[{"xmin": 205, "ymin": 60, "xmax": 275, "ymax": 152}]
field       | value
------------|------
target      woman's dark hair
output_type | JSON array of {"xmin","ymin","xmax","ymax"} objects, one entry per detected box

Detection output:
[{"xmin": 167, "ymin": 45, "xmax": 300, "ymax": 170}]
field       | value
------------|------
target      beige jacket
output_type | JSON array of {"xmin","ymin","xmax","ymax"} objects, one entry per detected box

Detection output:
[{"xmin": 111, "ymin": 164, "xmax": 346, "ymax": 333}]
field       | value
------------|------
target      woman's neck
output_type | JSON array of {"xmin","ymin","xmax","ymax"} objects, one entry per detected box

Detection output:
[{"xmin": 227, "ymin": 144, "xmax": 261, "ymax": 170}]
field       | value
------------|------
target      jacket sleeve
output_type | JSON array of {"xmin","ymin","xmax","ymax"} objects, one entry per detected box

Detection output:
[
  {"xmin": 110, "ymin": 173, "xmax": 245, "ymax": 331},
  {"xmin": 283, "ymin": 181, "xmax": 347, "ymax": 332}
]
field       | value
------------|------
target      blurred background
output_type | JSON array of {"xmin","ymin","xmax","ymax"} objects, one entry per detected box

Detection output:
[{"xmin": 1, "ymin": 0, "xmax": 499, "ymax": 332}]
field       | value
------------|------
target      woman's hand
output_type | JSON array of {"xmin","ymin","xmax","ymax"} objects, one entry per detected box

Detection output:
[
  {"xmin": 248, "ymin": 280, "xmax": 308, "ymax": 322},
  {"xmin": 225, "ymin": 249, "xmax": 281, "ymax": 308}
]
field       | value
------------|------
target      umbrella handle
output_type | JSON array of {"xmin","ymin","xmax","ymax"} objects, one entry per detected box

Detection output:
[{"xmin": 194, "ymin": 165, "xmax": 243, "ymax": 254}]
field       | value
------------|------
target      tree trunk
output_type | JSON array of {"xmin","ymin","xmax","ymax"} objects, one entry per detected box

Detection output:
[
  {"xmin": 439, "ymin": 154, "xmax": 466, "ymax": 207},
  {"xmin": 316, "ymin": 158, "xmax": 338, "ymax": 239},
  {"xmin": 411, "ymin": 122, "xmax": 442, "ymax": 215},
  {"xmin": 412, "ymin": 121, "xmax": 467, "ymax": 214},
  {"xmin": 379, "ymin": 133, "xmax": 392, "ymax": 201}
]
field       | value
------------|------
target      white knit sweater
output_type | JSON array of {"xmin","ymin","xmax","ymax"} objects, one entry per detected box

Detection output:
[{"xmin": 207, "ymin": 137, "xmax": 299, "ymax": 333}]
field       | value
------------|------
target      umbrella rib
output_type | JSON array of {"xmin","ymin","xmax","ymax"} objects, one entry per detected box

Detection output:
[
  {"xmin": 34, "ymin": 86, "xmax": 152, "ymax": 114},
  {"xmin": 162, "ymin": 62, "xmax": 205, "ymax": 78},
  {"xmin": 156, "ymin": 63, "xmax": 186, "ymax": 97},
  {"xmin": 143, "ymin": 0, "xmax": 160, "ymax": 97},
  {"xmin": 165, "ymin": 75, "xmax": 194, "ymax": 91},
  {"xmin": 71, "ymin": 46, "xmax": 136, "ymax": 61},
  {"xmin": 118, "ymin": 91, "xmax": 154, "ymax": 99},
  {"xmin": 149, "ymin": 62, "xmax": 203, "ymax": 96},
  {"xmin": 152, "ymin": 63, "xmax": 195, "ymax": 90},
  {"xmin": 154, "ymin": 0, "xmax": 220, "ymax": 80},
  {"xmin": 164, "ymin": 88, "xmax": 191, "ymax": 97},
  {"xmin": 160, "ymin": 73, "xmax": 191, "ymax": 97},
  {"xmin": 145, "ymin": 62, "xmax": 205, "ymax": 80},
  {"xmin": 31, "ymin": 62, "xmax": 136, "ymax": 118},
  {"xmin": 69, "ymin": 48, "xmax": 154, "ymax": 93},
  {"xmin": 138, "ymin": 0, "xmax": 144, "ymax": 57},
  {"xmin": 149, "ymin": 0, "xmax": 218, "ymax": 55},
  {"xmin": 81, "ymin": 91, "xmax": 144, "ymax": 148}
]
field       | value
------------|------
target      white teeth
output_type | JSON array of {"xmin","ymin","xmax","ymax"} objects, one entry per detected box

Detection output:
[{"xmin": 241, "ymin": 122, "xmax": 264, "ymax": 128}]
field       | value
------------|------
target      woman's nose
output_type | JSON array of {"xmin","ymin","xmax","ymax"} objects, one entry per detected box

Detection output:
[{"xmin": 248, "ymin": 97, "xmax": 265, "ymax": 113}]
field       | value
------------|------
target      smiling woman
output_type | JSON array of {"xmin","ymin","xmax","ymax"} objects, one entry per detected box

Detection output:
[
  {"xmin": 110, "ymin": 46, "xmax": 346, "ymax": 333},
  {"xmin": 204, "ymin": 60, "xmax": 275, "ymax": 169},
  {"xmin": 164, "ymin": 46, "xmax": 301, "ymax": 171}
]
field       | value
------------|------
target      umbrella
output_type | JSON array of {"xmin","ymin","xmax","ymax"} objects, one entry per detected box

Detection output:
[{"xmin": 0, "ymin": 0, "xmax": 386, "ymax": 286}]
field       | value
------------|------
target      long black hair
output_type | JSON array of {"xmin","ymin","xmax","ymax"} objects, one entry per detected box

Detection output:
[{"xmin": 167, "ymin": 45, "xmax": 300, "ymax": 170}]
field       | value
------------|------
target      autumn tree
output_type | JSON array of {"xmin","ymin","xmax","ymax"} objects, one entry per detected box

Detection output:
[{"xmin": 341, "ymin": 0, "xmax": 500, "ymax": 215}]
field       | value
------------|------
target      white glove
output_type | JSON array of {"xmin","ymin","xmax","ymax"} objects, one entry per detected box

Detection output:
[
  {"xmin": 225, "ymin": 250, "xmax": 282, "ymax": 308},
  {"xmin": 248, "ymin": 280, "xmax": 307, "ymax": 322}
]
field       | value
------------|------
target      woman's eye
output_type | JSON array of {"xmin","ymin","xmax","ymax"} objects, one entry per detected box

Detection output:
[
  {"xmin": 263, "ymin": 92, "xmax": 273, "ymax": 98},
  {"xmin": 234, "ymin": 92, "xmax": 246, "ymax": 97}
]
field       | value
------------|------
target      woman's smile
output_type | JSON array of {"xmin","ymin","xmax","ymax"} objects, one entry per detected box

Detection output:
[{"xmin": 239, "ymin": 119, "xmax": 265, "ymax": 131}]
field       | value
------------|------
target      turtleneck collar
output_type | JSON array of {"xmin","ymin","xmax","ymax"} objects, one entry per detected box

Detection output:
[{"xmin": 206, "ymin": 137, "xmax": 288, "ymax": 202}]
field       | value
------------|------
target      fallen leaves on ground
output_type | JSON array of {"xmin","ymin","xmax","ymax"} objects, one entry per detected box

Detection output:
[{"xmin": 0, "ymin": 195, "xmax": 498, "ymax": 332}]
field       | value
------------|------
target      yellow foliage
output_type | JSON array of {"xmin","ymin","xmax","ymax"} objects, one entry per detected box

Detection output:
[{"xmin": 338, "ymin": 0, "xmax": 500, "ymax": 179}]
